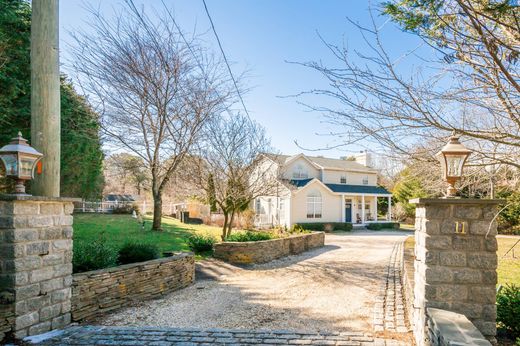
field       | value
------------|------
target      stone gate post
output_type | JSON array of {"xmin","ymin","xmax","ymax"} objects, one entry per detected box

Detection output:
[
  {"xmin": 0, "ymin": 196, "xmax": 76, "ymax": 341},
  {"xmin": 410, "ymin": 198, "xmax": 501, "ymax": 346}
]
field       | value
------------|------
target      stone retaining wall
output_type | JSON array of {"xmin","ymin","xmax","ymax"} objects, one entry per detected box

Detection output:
[
  {"xmin": 71, "ymin": 253, "xmax": 195, "ymax": 321},
  {"xmin": 213, "ymin": 232, "xmax": 325, "ymax": 264}
]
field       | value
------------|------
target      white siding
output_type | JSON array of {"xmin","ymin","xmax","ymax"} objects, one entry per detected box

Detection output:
[
  {"xmin": 281, "ymin": 158, "xmax": 320, "ymax": 181},
  {"xmin": 290, "ymin": 182, "xmax": 342, "ymax": 225},
  {"xmin": 322, "ymin": 170, "xmax": 377, "ymax": 186}
]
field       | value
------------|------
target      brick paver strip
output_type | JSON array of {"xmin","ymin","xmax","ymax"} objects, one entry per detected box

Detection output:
[
  {"xmin": 373, "ymin": 241, "xmax": 410, "ymax": 335},
  {"xmin": 23, "ymin": 326, "xmax": 410, "ymax": 345}
]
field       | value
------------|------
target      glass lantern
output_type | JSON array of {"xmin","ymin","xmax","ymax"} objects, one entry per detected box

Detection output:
[
  {"xmin": 0, "ymin": 132, "xmax": 43, "ymax": 195},
  {"xmin": 435, "ymin": 134, "xmax": 471, "ymax": 197}
]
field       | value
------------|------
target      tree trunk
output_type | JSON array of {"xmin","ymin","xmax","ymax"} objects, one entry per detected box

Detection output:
[
  {"xmin": 152, "ymin": 191, "xmax": 162, "ymax": 231},
  {"xmin": 221, "ymin": 212, "xmax": 229, "ymax": 241},
  {"xmin": 227, "ymin": 211, "xmax": 235, "ymax": 238}
]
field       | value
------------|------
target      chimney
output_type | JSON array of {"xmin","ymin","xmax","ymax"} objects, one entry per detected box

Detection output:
[{"xmin": 354, "ymin": 151, "xmax": 372, "ymax": 167}]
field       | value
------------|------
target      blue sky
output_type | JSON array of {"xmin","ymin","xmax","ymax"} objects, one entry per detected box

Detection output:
[{"xmin": 59, "ymin": 0, "xmax": 425, "ymax": 158}]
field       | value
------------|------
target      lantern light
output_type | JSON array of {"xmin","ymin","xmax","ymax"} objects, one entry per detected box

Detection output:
[
  {"xmin": 435, "ymin": 133, "xmax": 472, "ymax": 197},
  {"xmin": 0, "ymin": 132, "xmax": 43, "ymax": 195}
]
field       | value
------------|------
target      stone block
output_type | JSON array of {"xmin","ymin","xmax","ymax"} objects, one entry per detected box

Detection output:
[
  {"xmin": 469, "ymin": 287, "xmax": 496, "ymax": 304},
  {"xmin": 435, "ymin": 284, "xmax": 468, "ymax": 301},
  {"xmin": 481, "ymin": 304, "xmax": 496, "ymax": 321},
  {"xmin": 470, "ymin": 220, "xmax": 496, "ymax": 236},
  {"xmin": 450, "ymin": 302, "xmax": 483, "ymax": 319},
  {"xmin": 453, "ymin": 206, "xmax": 482, "ymax": 220},
  {"xmin": 424, "ymin": 235, "xmax": 452, "ymax": 250},
  {"xmin": 51, "ymin": 288, "xmax": 71, "ymax": 304},
  {"xmin": 52, "ymin": 215, "xmax": 73, "ymax": 227},
  {"xmin": 472, "ymin": 320, "xmax": 496, "ymax": 337},
  {"xmin": 52, "ymin": 240, "xmax": 72, "ymax": 252},
  {"xmin": 439, "ymin": 251, "xmax": 466, "ymax": 267},
  {"xmin": 424, "ymin": 206, "xmax": 452, "ymax": 219},
  {"xmin": 30, "ymin": 267, "xmax": 54, "ymax": 283},
  {"xmin": 26, "ymin": 242, "xmax": 50, "ymax": 256},
  {"xmin": 39, "ymin": 203, "xmax": 63, "ymax": 215},
  {"xmin": 51, "ymin": 313, "xmax": 70, "ymax": 329},
  {"xmin": 42, "ymin": 253, "xmax": 64, "ymax": 267},
  {"xmin": 14, "ymin": 216, "xmax": 54, "ymax": 229},
  {"xmin": 15, "ymin": 311, "xmax": 38, "ymax": 330},
  {"xmin": 7, "ymin": 256, "xmax": 42, "ymax": 271},
  {"xmin": 422, "ymin": 220, "xmax": 440, "ymax": 235},
  {"xmin": 452, "ymin": 268, "xmax": 482, "ymax": 284},
  {"xmin": 40, "ymin": 278, "xmax": 64, "ymax": 294},
  {"xmin": 40, "ymin": 303, "xmax": 62, "ymax": 321},
  {"xmin": 467, "ymin": 253, "xmax": 497, "ymax": 269},
  {"xmin": 481, "ymin": 270, "xmax": 497, "ymax": 285},
  {"xmin": 12, "ymin": 202, "xmax": 39, "ymax": 216},
  {"xmin": 453, "ymin": 236, "xmax": 483, "ymax": 251},
  {"xmin": 39, "ymin": 228, "xmax": 63, "ymax": 240},
  {"xmin": 4, "ymin": 229, "xmax": 39, "ymax": 243},
  {"xmin": 15, "ymin": 284, "xmax": 40, "ymax": 300},
  {"xmin": 425, "ymin": 266, "xmax": 453, "ymax": 283},
  {"xmin": 53, "ymin": 264, "xmax": 72, "ymax": 278},
  {"xmin": 28, "ymin": 321, "xmax": 51, "ymax": 336},
  {"xmin": 484, "ymin": 238, "xmax": 498, "ymax": 252},
  {"xmin": 63, "ymin": 203, "xmax": 74, "ymax": 215}
]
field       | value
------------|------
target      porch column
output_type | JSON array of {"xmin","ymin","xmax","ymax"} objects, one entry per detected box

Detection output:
[
  {"xmin": 361, "ymin": 194, "xmax": 365, "ymax": 224},
  {"xmin": 374, "ymin": 197, "xmax": 378, "ymax": 222},
  {"xmin": 388, "ymin": 196, "xmax": 392, "ymax": 221},
  {"xmin": 341, "ymin": 195, "xmax": 345, "ymax": 222}
]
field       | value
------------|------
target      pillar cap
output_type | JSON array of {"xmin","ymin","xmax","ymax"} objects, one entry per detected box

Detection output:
[
  {"xmin": 409, "ymin": 198, "xmax": 504, "ymax": 205},
  {"xmin": 0, "ymin": 194, "xmax": 81, "ymax": 202}
]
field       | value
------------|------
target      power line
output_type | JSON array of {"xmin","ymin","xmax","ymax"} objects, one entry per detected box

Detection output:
[{"xmin": 201, "ymin": 0, "xmax": 252, "ymax": 120}]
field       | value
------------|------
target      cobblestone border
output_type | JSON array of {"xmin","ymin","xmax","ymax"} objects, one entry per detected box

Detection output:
[
  {"xmin": 373, "ymin": 242, "xmax": 409, "ymax": 334},
  {"xmin": 23, "ymin": 326, "xmax": 411, "ymax": 346}
]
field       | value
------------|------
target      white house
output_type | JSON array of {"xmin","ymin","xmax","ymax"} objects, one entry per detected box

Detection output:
[{"xmin": 254, "ymin": 153, "xmax": 393, "ymax": 228}]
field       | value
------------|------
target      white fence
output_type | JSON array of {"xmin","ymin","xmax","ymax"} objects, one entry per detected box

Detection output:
[{"xmin": 73, "ymin": 201, "xmax": 203, "ymax": 215}]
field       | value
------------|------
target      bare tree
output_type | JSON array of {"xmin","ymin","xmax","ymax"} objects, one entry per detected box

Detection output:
[
  {"xmin": 294, "ymin": 1, "xmax": 520, "ymax": 169},
  {"xmin": 192, "ymin": 114, "xmax": 279, "ymax": 240},
  {"xmin": 104, "ymin": 153, "xmax": 149, "ymax": 196},
  {"xmin": 69, "ymin": 1, "xmax": 236, "ymax": 230}
]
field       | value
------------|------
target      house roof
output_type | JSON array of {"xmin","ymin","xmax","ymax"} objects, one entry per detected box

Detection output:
[
  {"xmin": 265, "ymin": 153, "xmax": 378, "ymax": 172},
  {"xmin": 289, "ymin": 179, "xmax": 391, "ymax": 195}
]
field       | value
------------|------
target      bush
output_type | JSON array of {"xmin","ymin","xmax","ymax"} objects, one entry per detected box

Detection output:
[
  {"xmin": 117, "ymin": 242, "xmax": 160, "ymax": 265},
  {"xmin": 497, "ymin": 284, "xmax": 520, "ymax": 339},
  {"xmin": 294, "ymin": 222, "xmax": 352, "ymax": 232},
  {"xmin": 111, "ymin": 203, "xmax": 139, "ymax": 214},
  {"xmin": 289, "ymin": 224, "xmax": 311, "ymax": 234},
  {"xmin": 187, "ymin": 234, "xmax": 216, "ymax": 253},
  {"xmin": 366, "ymin": 222, "xmax": 400, "ymax": 230},
  {"xmin": 73, "ymin": 235, "xmax": 117, "ymax": 273},
  {"xmin": 225, "ymin": 231, "xmax": 275, "ymax": 242}
]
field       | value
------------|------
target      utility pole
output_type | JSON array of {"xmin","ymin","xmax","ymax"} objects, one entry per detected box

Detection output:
[{"xmin": 31, "ymin": 0, "xmax": 60, "ymax": 197}]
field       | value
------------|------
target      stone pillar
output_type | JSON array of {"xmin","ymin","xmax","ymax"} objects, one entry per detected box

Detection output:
[
  {"xmin": 410, "ymin": 198, "xmax": 501, "ymax": 346},
  {"xmin": 0, "ymin": 196, "xmax": 76, "ymax": 342}
]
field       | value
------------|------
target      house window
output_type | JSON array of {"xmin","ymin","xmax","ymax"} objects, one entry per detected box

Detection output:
[
  {"xmin": 363, "ymin": 176, "xmax": 369, "ymax": 185},
  {"xmin": 255, "ymin": 199, "xmax": 262, "ymax": 215},
  {"xmin": 306, "ymin": 191, "xmax": 322, "ymax": 218},
  {"xmin": 292, "ymin": 164, "xmax": 308, "ymax": 179},
  {"xmin": 340, "ymin": 175, "xmax": 347, "ymax": 184}
]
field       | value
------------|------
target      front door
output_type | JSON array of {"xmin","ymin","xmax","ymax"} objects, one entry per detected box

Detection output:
[{"xmin": 345, "ymin": 203, "xmax": 352, "ymax": 223}]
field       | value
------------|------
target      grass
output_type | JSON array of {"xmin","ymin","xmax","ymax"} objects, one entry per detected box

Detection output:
[
  {"xmin": 403, "ymin": 235, "xmax": 519, "ymax": 286},
  {"xmin": 73, "ymin": 213, "xmax": 223, "ymax": 259},
  {"xmin": 497, "ymin": 236, "xmax": 520, "ymax": 286}
]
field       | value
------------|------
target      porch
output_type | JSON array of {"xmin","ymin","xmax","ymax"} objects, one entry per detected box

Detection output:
[{"xmin": 342, "ymin": 194, "xmax": 393, "ymax": 226}]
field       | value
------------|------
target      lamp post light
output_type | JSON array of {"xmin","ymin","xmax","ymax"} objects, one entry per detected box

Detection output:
[
  {"xmin": 0, "ymin": 132, "xmax": 43, "ymax": 195},
  {"xmin": 436, "ymin": 133, "xmax": 472, "ymax": 198}
]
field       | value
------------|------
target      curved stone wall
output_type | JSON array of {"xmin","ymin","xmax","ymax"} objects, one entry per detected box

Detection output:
[{"xmin": 213, "ymin": 232, "xmax": 325, "ymax": 264}]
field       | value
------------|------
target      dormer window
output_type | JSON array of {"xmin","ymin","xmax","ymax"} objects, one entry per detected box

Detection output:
[
  {"xmin": 292, "ymin": 164, "xmax": 308, "ymax": 179},
  {"xmin": 340, "ymin": 175, "xmax": 347, "ymax": 184},
  {"xmin": 363, "ymin": 176, "xmax": 369, "ymax": 185}
]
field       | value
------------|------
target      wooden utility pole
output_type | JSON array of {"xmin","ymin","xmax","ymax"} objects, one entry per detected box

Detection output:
[{"xmin": 31, "ymin": 0, "xmax": 60, "ymax": 197}]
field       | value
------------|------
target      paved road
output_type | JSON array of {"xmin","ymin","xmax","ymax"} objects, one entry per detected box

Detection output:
[{"xmin": 97, "ymin": 231, "xmax": 411, "ymax": 333}]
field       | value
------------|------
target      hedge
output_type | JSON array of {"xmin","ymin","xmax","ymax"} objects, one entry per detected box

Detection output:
[
  {"xmin": 294, "ymin": 222, "xmax": 353, "ymax": 232},
  {"xmin": 366, "ymin": 222, "xmax": 400, "ymax": 230}
]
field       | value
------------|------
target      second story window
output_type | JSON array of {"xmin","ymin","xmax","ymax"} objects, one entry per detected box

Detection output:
[
  {"xmin": 340, "ymin": 175, "xmax": 347, "ymax": 184},
  {"xmin": 292, "ymin": 164, "xmax": 308, "ymax": 179},
  {"xmin": 363, "ymin": 176, "xmax": 369, "ymax": 185}
]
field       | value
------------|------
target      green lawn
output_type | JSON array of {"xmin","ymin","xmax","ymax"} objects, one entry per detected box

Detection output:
[
  {"xmin": 73, "ymin": 213, "xmax": 223, "ymax": 257},
  {"xmin": 497, "ymin": 237, "xmax": 520, "ymax": 286},
  {"xmin": 404, "ymin": 236, "xmax": 519, "ymax": 286}
]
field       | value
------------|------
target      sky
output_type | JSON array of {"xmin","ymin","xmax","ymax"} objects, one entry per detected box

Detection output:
[{"xmin": 59, "ymin": 0, "xmax": 426, "ymax": 159}]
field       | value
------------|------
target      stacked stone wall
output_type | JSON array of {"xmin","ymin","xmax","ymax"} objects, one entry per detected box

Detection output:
[
  {"xmin": 71, "ymin": 253, "xmax": 195, "ymax": 321},
  {"xmin": 213, "ymin": 232, "xmax": 325, "ymax": 264},
  {"xmin": 411, "ymin": 198, "xmax": 500, "ymax": 345},
  {"xmin": 0, "ymin": 198, "xmax": 75, "ymax": 340}
]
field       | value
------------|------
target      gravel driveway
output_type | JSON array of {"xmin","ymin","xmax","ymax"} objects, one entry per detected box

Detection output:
[{"xmin": 96, "ymin": 231, "xmax": 410, "ymax": 334}]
